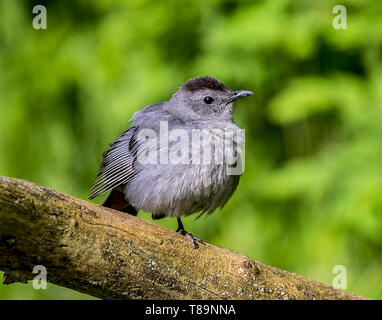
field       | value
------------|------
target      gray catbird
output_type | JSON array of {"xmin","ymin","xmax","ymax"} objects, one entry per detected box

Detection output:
[{"xmin": 90, "ymin": 76, "xmax": 253, "ymax": 247}]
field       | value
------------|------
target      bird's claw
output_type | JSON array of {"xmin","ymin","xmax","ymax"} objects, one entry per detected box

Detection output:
[{"xmin": 176, "ymin": 228, "xmax": 203, "ymax": 249}]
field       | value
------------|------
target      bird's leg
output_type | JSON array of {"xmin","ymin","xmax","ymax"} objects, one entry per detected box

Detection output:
[{"xmin": 176, "ymin": 218, "xmax": 203, "ymax": 249}]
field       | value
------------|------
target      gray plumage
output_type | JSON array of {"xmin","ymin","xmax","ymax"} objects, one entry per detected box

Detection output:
[{"xmin": 90, "ymin": 76, "xmax": 252, "ymax": 246}]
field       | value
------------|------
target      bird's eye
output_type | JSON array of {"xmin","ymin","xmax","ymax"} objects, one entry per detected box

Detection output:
[{"xmin": 203, "ymin": 96, "xmax": 214, "ymax": 104}]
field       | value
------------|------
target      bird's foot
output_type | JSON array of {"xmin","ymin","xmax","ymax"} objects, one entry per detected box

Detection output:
[{"xmin": 176, "ymin": 227, "xmax": 203, "ymax": 249}]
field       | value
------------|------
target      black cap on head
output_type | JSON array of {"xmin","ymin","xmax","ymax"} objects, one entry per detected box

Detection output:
[{"xmin": 181, "ymin": 76, "xmax": 231, "ymax": 93}]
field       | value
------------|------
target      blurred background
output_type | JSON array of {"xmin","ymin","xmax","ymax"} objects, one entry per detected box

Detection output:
[{"xmin": 1, "ymin": 0, "xmax": 382, "ymax": 299}]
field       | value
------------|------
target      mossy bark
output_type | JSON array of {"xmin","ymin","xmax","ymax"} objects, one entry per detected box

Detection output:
[{"xmin": 0, "ymin": 176, "xmax": 365, "ymax": 300}]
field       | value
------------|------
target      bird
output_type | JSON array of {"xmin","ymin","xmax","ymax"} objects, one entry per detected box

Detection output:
[{"xmin": 89, "ymin": 76, "xmax": 253, "ymax": 248}]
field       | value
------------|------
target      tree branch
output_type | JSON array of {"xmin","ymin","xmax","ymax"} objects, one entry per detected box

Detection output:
[{"xmin": 0, "ymin": 176, "xmax": 365, "ymax": 300}]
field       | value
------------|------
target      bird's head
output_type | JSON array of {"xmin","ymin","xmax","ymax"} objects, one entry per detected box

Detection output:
[{"xmin": 168, "ymin": 76, "xmax": 253, "ymax": 121}]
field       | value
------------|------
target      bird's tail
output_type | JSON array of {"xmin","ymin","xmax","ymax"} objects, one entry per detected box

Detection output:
[{"xmin": 102, "ymin": 189, "xmax": 138, "ymax": 216}]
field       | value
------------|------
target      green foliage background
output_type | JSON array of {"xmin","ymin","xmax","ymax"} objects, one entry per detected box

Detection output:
[{"xmin": 1, "ymin": 0, "xmax": 381, "ymax": 299}]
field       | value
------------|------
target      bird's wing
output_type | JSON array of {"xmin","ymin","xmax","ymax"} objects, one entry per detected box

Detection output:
[{"xmin": 89, "ymin": 127, "xmax": 141, "ymax": 199}]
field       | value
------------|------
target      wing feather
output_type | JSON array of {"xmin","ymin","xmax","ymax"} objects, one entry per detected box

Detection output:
[{"xmin": 89, "ymin": 128, "xmax": 140, "ymax": 199}]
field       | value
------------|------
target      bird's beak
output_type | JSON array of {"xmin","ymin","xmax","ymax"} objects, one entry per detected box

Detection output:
[{"xmin": 226, "ymin": 90, "xmax": 254, "ymax": 104}]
